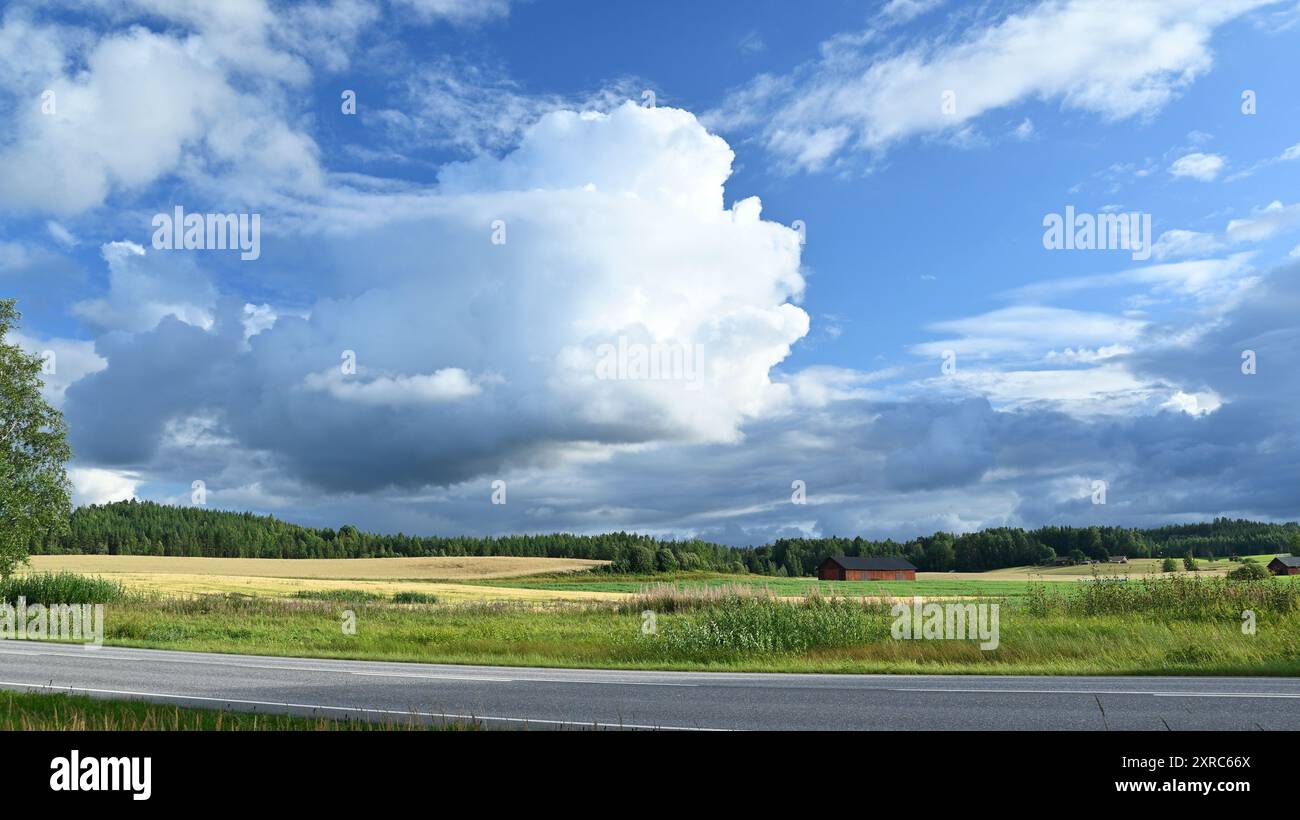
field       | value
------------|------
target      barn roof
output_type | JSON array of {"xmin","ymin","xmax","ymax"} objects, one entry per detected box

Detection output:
[
  {"xmin": 1270, "ymin": 555, "xmax": 1300, "ymax": 567},
  {"xmin": 822, "ymin": 555, "xmax": 917, "ymax": 571}
]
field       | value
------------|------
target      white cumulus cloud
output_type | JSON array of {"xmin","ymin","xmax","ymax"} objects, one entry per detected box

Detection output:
[
  {"xmin": 66, "ymin": 103, "xmax": 811, "ymax": 491},
  {"xmin": 1169, "ymin": 152, "xmax": 1225, "ymax": 181}
]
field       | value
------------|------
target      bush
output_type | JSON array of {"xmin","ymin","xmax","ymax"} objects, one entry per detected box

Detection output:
[
  {"xmin": 1228, "ymin": 562, "xmax": 1269, "ymax": 581},
  {"xmin": 0, "ymin": 572, "xmax": 127, "ymax": 605},
  {"xmin": 391, "ymin": 591, "xmax": 438, "ymax": 604},
  {"xmin": 1161, "ymin": 557, "xmax": 1178, "ymax": 573}
]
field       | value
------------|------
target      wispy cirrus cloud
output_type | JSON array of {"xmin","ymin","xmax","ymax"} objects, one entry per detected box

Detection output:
[{"xmin": 707, "ymin": 0, "xmax": 1279, "ymax": 171}]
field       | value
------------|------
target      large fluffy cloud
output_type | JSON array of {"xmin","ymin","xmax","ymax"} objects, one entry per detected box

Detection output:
[{"xmin": 65, "ymin": 103, "xmax": 811, "ymax": 494}]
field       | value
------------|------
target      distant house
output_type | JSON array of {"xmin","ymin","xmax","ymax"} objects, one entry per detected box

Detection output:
[
  {"xmin": 1267, "ymin": 556, "xmax": 1300, "ymax": 576},
  {"xmin": 1051, "ymin": 556, "xmax": 1089, "ymax": 566},
  {"xmin": 817, "ymin": 556, "xmax": 917, "ymax": 581},
  {"xmin": 1107, "ymin": 556, "xmax": 1129, "ymax": 564}
]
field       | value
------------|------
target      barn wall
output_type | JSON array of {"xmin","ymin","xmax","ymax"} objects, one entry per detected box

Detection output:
[
  {"xmin": 817, "ymin": 563, "xmax": 846, "ymax": 581},
  {"xmin": 844, "ymin": 569, "xmax": 916, "ymax": 581}
]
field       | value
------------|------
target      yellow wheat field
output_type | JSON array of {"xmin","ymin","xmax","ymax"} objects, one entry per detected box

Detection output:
[
  {"xmin": 21, "ymin": 555, "xmax": 620, "ymax": 602},
  {"xmin": 25, "ymin": 554, "xmax": 605, "ymax": 580}
]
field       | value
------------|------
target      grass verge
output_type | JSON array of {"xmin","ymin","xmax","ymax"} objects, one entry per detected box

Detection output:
[{"xmin": 0, "ymin": 690, "xmax": 477, "ymax": 730}]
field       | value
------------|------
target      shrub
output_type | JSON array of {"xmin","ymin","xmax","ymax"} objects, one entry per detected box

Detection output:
[
  {"xmin": 1161, "ymin": 557, "xmax": 1178, "ymax": 573},
  {"xmin": 391, "ymin": 591, "xmax": 438, "ymax": 604},
  {"xmin": 1228, "ymin": 562, "xmax": 1269, "ymax": 581}
]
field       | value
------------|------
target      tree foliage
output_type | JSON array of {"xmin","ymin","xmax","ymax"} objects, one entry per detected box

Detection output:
[
  {"xmin": 1, "ymin": 300, "xmax": 72, "ymax": 579},
  {"xmin": 33, "ymin": 499, "xmax": 746, "ymax": 572}
]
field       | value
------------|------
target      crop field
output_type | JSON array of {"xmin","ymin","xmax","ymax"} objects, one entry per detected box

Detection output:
[
  {"xmin": 20, "ymin": 554, "xmax": 1286, "ymax": 604},
  {"xmin": 24, "ymin": 555, "xmax": 607, "ymax": 580},
  {"xmin": 21, "ymin": 555, "xmax": 617, "ymax": 602},
  {"xmin": 468, "ymin": 557, "xmax": 1288, "ymax": 600}
]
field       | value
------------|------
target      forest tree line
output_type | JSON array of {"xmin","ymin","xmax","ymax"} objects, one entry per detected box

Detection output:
[{"xmin": 29, "ymin": 500, "xmax": 1299, "ymax": 576}]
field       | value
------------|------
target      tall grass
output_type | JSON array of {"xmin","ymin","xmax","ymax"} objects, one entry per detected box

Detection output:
[
  {"xmin": 0, "ymin": 691, "xmax": 479, "ymax": 731},
  {"xmin": 639, "ymin": 595, "xmax": 889, "ymax": 659},
  {"xmin": 0, "ymin": 572, "xmax": 127, "ymax": 605},
  {"xmin": 293, "ymin": 589, "xmax": 385, "ymax": 603},
  {"xmin": 621, "ymin": 582, "xmax": 775, "ymax": 613},
  {"xmin": 1025, "ymin": 575, "xmax": 1298, "ymax": 618}
]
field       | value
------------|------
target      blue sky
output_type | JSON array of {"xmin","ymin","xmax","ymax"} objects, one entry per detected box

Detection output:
[{"xmin": 2, "ymin": 0, "xmax": 1300, "ymax": 544}]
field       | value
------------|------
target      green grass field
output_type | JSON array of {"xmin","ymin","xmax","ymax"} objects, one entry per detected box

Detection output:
[
  {"xmin": 471, "ymin": 561, "xmax": 1295, "ymax": 601},
  {"xmin": 0, "ymin": 690, "xmax": 476, "ymax": 730}
]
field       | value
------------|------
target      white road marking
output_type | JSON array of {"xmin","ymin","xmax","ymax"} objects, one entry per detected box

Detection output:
[
  {"xmin": 350, "ymin": 671, "xmax": 697, "ymax": 686},
  {"xmin": 892, "ymin": 687, "xmax": 1300, "ymax": 698},
  {"xmin": 0, "ymin": 645, "xmax": 379, "ymax": 676},
  {"xmin": 0, "ymin": 681, "xmax": 731, "ymax": 731},
  {"xmin": 351, "ymin": 672, "xmax": 515, "ymax": 682},
  {"xmin": 0, "ymin": 644, "xmax": 699, "ymax": 686}
]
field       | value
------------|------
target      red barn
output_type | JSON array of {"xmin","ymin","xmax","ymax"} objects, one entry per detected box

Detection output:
[
  {"xmin": 817, "ymin": 555, "xmax": 917, "ymax": 581},
  {"xmin": 1267, "ymin": 556, "xmax": 1300, "ymax": 576}
]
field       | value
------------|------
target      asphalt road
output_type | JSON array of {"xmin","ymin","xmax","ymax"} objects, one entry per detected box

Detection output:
[{"xmin": 2, "ymin": 642, "xmax": 1298, "ymax": 730}]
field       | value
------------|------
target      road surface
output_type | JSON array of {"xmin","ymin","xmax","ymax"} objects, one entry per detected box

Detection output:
[{"xmin": 2, "ymin": 643, "xmax": 1297, "ymax": 730}]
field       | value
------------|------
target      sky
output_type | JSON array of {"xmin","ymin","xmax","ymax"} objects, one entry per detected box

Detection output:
[{"xmin": 2, "ymin": 0, "xmax": 1299, "ymax": 545}]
